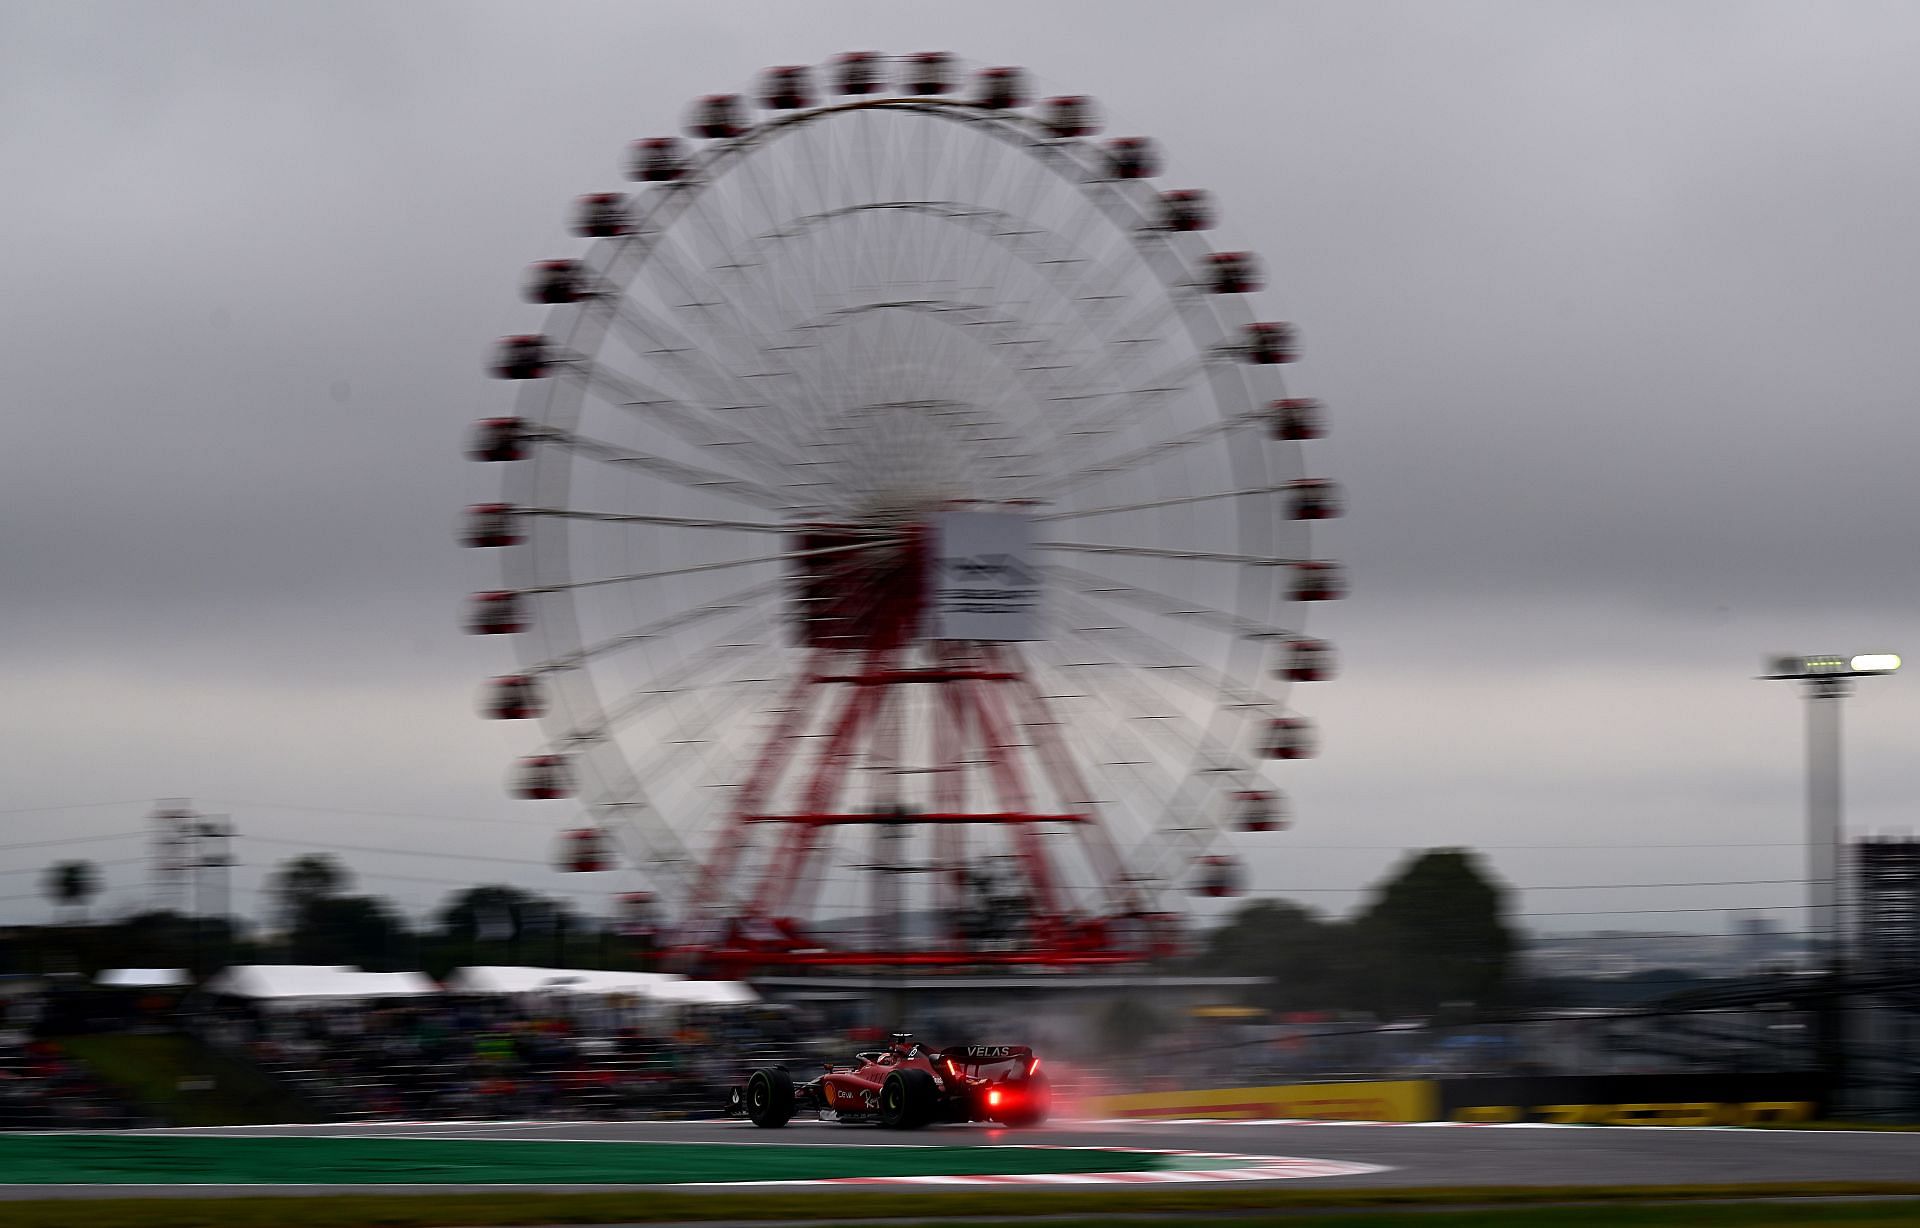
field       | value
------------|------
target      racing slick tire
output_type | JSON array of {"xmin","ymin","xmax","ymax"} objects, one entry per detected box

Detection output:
[
  {"xmin": 880, "ymin": 1068, "xmax": 937, "ymax": 1129},
  {"xmin": 995, "ymin": 1071, "xmax": 1052, "ymax": 1128},
  {"xmin": 745, "ymin": 1067, "xmax": 795, "ymax": 1128}
]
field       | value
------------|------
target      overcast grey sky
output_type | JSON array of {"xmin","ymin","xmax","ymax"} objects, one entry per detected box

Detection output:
[{"xmin": 4, "ymin": 1, "xmax": 1917, "ymax": 938}]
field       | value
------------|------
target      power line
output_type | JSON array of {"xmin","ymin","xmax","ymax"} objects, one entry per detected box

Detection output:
[
  {"xmin": 204, "ymin": 799, "xmax": 532, "ymax": 829},
  {"xmin": 242, "ymin": 834, "xmax": 557, "ymax": 870},
  {"xmin": 1280, "ymin": 842, "xmax": 1811, "ymax": 851},
  {"xmin": 0, "ymin": 830, "xmax": 148, "ymax": 853},
  {"xmin": 0, "ymin": 857, "xmax": 146, "ymax": 877},
  {"xmin": 1249, "ymin": 878, "xmax": 1812, "ymax": 894}
]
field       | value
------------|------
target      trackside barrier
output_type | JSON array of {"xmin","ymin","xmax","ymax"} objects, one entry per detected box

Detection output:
[
  {"xmin": 1437, "ymin": 1073, "xmax": 1831, "ymax": 1125},
  {"xmin": 1084, "ymin": 1079, "xmax": 1436, "ymax": 1122}
]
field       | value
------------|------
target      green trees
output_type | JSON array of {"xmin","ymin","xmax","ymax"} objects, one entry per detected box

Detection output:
[
  {"xmin": 1193, "ymin": 848, "xmax": 1516, "ymax": 1019},
  {"xmin": 42, "ymin": 859, "xmax": 99, "ymax": 923},
  {"xmin": 1349, "ymin": 849, "xmax": 1515, "ymax": 1018},
  {"xmin": 267, "ymin": 855, "xmax": 411, "ymax": 969}
]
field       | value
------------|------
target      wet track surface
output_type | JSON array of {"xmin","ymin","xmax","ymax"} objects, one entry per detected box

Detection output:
[{"xmin": 5, "ymin": 1117, "xmax": 1920, "ymax": 1197}]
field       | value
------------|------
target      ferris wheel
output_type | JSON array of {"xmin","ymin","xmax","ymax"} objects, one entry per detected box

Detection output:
[{"xmin": 464, "ymin": 52, "xmax": 1344, "ymax": 972}]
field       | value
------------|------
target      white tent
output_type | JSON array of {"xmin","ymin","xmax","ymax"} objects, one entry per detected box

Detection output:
[
  {"xmin": 649, "ymin": 979, "xmax": 759, "ymax": 1007},
  {"xmin": 444, "ymin": 965, "xmax": 757, "ymax": 1005},
  {"xmin": 204, "ymin": 965, "xmax": 438, "ymax": 1002},
  {"xmin": 95, "ymin": 968, "xmax": 190, "ymax": 989}
]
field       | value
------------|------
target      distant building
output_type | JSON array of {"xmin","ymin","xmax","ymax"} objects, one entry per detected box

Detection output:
[
  {"xmin": 1854, "ymin": 837, "xmax": 1920, "ymax": 974},
  {"xmin": 1733, "ymin": 911, "xmax": 1789, "ymax": 972}
]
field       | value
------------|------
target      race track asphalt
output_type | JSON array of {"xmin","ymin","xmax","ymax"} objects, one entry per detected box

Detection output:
[{"xmin": 4, "ymin": 1116, "xmax": 1919, "ymax": 1198}]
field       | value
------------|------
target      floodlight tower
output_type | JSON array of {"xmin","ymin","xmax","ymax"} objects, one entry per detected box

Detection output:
[{"xmin": 1760, "ymin": 653, "xmax": 1901, "ymax": 970}]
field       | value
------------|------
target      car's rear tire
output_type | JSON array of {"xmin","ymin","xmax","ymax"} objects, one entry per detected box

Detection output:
[
  {"xmin": 745, "ymin": 1067, "xmax": 795, "ymax": 1128},
  {"xmin": 880, "ymin": 1068, "xmax": 937, "ymax": 1129},
  {"xmin": 996, "ymin": 1070, "xmax": 1052, "ymax": 1127}
]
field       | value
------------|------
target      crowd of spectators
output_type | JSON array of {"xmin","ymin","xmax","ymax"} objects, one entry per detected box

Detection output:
[
  {"xmin": 197, "ymin": 996, "xmax": 821, "ymax": 1121},
  {"xmin": 0, "ymin": 1032, "xmax": 143, "ymax": 1128}
]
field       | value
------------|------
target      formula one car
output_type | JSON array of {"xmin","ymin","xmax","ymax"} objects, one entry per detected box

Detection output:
[{"xmin": 726, "ymin": 1033, "xmax": 1051, "ymax": 1129}]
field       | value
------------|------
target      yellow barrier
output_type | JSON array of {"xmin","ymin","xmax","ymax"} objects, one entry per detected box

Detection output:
[{"xmin": 1084, "ymin": 1079, "xmax": 1436, "ymax": 1123}]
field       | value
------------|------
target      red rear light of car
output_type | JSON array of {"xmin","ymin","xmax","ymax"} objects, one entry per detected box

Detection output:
[
  {"xmin": 1027, "ymin": 1056, "xmax": 1042, "ymax": 1076},
  {"xmin": 988, "ymin": 1089, "xmax": 1003, "ymax": 1108}
]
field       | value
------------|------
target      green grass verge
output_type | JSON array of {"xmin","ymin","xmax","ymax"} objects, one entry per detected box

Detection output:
[
  {"xmin": 57, "ymin": 1034, "xmax": 308, "ymax": 1126},
  {"xmin": 0, "ymin": 1135, "xmax": 1171, "ymax": 1185},
  {"xmin": 1, "ymin": 1183, "xmax": 1919, "ymax": 1228}
]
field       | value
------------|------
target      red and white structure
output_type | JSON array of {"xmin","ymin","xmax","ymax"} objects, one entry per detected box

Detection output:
[{"xmin": 465, "ymin": 54, "xmax": 1343, "ymax": 974}]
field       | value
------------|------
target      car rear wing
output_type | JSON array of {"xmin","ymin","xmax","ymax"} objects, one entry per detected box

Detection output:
[{"xmin": 937, "ymin": 1045, "xmax": 1035, "ymax": 1070}]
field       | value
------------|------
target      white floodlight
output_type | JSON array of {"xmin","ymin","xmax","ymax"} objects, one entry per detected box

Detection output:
[{"xmin": 1762, "ymin": 648, "xmax": 1901, "ymax": 973}]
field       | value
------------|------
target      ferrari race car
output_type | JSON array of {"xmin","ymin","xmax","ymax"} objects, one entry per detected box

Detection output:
[{"xmin": 726, "ymin": 1033, "xmax": 1051, "ymax": 1128}]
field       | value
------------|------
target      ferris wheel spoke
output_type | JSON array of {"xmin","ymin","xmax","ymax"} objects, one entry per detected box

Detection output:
[
  {"xmin": 1034, "ymin": 484, "xmax": 1289, "ymax": 523},
  {"xmin": 1042, "ymin": 356, "xmax": 1208, "ymax": 447},
  {"xmin": 581, "ymin": 800, "xmax": 696, "ymax": 892},
  {"xmin": 775, "ymin": 297, "xmax": 1106, "ymax": 471},
  {"xmin": 516, "ymin": 536, "xmax": 883, "ymax": 597},
  {"xmin": 579, "ymin": 643, "xmax": 785, "ymax": 758},
  {"xmin": 1044, "ymin": 609, "xmax": 1275, "ymax": 743},
  {"xmin": 1034, "ymin": 540, "xmax": 1299, "ymax": 567},
  {"xmin": 525, "ymin": 578, "xmax": 782, "ymax": 675},
  {"xmin": 536, "ymin": 420, "xmax": 805, "ymax": 513},
  {"xmin": 1019, "ymin": 407, "xmax": 1265, "ymax": 500},
  {"xmin": 1041, "ymin": 562, "xmax": 1293, "ymax": 643},
  {"xmin": 576, "ymin": 360, "xmax": 808, "ymax": 490},
  {"xmin": 597, "ymin": 292, "xmax": 805, "ymax": 422},
  {"xmin": 520, "ymin": 507, "xmax": 788, "ymax": 533},
  {"xmin": 1021, "ymin": 645, "xmax": 1196, "ymax": 883},
  {"xmin": 1044, "ymin": 596, "xmax": 1266, "ymax": 774}
]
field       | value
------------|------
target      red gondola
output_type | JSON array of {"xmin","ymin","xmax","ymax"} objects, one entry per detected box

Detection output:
[
  {"xmin": 1279, "ymin": 638, "xmax": 1338, "ymax": 683},
  {"xmin": 1040, "ymin": 95, "xmax": 1099, "ymax": 138},
  {"xmin": 1244, "ymin": 322, "xmax": 1297, "ymax": 364},
  {"xmin": 1289, "ymin": 561, "xmax": 1347, "ymax": 602},
  {"xmin": 524, "ymin": 260, "xmax": 586, "ymax": 305},
  {"xmin": 483, "ymin": 674, "xmax": 545, "ymax": 720},
  {"xmin": 905, "ymin": 52, "xmax": 954, "ymax": 95},
  {"xmin": 467, "ymin": 591, "xmax": 526, "ymax": 635},
  {"xmin": 468, "ymin": 417, "xmax": 526, "ymax": 463},
  {"xmin": 1193, "ymin": 854, "xmax": 1245, "ymax": 898},
  {"xmin": 687, "ymin": 94, "xmax": 747, "ymax": 139},
  {"xmin": 834, "ymin": 51, "xmax": 885, "ymax": 95},
  {"xmin": 1232, "ymin": 789, "xmax": 1286, "ymax": 833},
  {"xmin": 571, "ymin": 193, "xmax": 629, "ymax": 238},
  {"xmin": 491, "ymin": 335, "xmax": 550, "ymax": 380},
  {"xmin": 1285, "ymin": 478, "xmax": 1344, "ymax": 521},
  {"xmin": 976, "ymin": 66, "xmax": 1028, "ymax": 109},
  {"xmin": 461, "ymin": 503, "xmax": 521, "ymax": 548},
  {"xmin": 1267, "ymin": 397, "xmax": 1325, "ymax": 441},
  {"xmin": 1260, "ymin": 717, "xmax": 1317, "ymax": 760},
  {"xmin": 555, "ymin": 826, "xmax": 609, "ymax": 871},
  {"xmin": 1161, "ymin": 189, "xmax": 1214, "ymax": 231},
  {"xmin": 1206, "ymin": 251, "xmax": 1263, "ymax": 294},
  {"xmin": 1107, "ymin": 137, "xmax": 1160, "ymax": 179},
  {"xmin": 760, "ymin": 65, "xmax": 813, "ymax": 110},
  {"xmin": 627, "ymin": 137, "xmax": 689, "ymax": 182},
  {"xmin": 513, "ymin": 754, "xmax": 574, "ymax": 800}
]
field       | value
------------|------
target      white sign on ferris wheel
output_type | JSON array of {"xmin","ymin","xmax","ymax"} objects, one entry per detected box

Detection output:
[{"xmin": 931, "ymin": 511, "xmax": 1040, "ymax": 641}]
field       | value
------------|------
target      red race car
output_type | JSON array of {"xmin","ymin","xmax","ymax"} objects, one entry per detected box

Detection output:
[{"xmin": 727, "ymin": 1033, "xmax": 1051, "ymax": 1129}]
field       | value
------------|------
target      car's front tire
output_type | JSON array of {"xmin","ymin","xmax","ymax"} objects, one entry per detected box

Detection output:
[{"xmin": 745, "ymin": 1067, "xmax": 795, "ymax": 1128}]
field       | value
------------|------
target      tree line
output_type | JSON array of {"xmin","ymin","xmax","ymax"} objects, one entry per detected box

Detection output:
[
  {"xmin": 13, "ymin": 848, "xmax": 1528, "ymax": 1017},
  {"xmin": 9, "ymin": 854, "xmax": 648, "ymax": 979}
]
